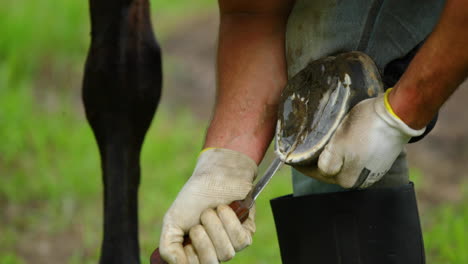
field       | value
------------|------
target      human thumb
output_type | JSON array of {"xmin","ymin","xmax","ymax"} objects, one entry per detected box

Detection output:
[{"xmin": 318, "ymin": 145, "xmax": 343, "ymax": 177}]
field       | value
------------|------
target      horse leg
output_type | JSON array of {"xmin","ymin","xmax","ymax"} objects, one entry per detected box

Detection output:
[{"xmin": 82, "ymin": 0, "xmax": 162, "ymax": 263}]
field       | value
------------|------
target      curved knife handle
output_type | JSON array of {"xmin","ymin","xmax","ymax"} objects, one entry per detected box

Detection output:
[
  {"xmin": 228, "ymin": 199, "xmax": 251, "ymax": 222},
  {"xmin": 150, "ymin": 200, "xmax": 250, "ymax": 264}
]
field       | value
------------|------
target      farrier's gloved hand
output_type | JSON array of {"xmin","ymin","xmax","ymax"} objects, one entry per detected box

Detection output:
[
  {"xmin": 160, "ymin": 148, "xmax": 257, "ymax": 264},
  {"xmin": 295, "ymin": 89, "xmax": 425, "ymax": 188}
]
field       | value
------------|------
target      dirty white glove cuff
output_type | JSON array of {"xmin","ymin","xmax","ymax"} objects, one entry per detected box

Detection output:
[
  {"xmin": 375, "ymin": 88, "xmax": 426, "ymax": 139},
  {"xmin": 198, "ymin": 147, "xmax": 258, "ymax": 179},
  {"xmin": 188, "ymin": 148, "xmax": 258, "ymax": 199}
]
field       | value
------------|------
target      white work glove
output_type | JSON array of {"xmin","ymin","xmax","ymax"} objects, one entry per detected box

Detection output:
[
  {"xmin": 295, "ymin": 89, "xmax": 425, "ymax": 188},
  {"xmin": 160, "ymin": 148, "xmax": 257, "ymax": 264}
]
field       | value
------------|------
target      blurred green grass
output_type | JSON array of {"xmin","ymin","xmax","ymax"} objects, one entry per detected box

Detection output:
[
  {"xmin": 0, "ymin": 0, "xmax": 467, "ymax": 263},
  {"xmin": 0, "ymin": 71, "xmax": 293, "ymax": 263}
]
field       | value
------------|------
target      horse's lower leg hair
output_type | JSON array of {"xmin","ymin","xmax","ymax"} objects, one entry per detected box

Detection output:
[{"xmin": 83, "ymin": 0, "xmax": 162, "ymax": 263}]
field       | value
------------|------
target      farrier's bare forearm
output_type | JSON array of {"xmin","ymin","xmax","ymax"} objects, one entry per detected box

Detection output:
[
  {"xmin": 389, "ymin": 0, "xmax": 468, "ymax": 129},
  {"xmin": 204, "ymin": 0, "xmax": 295, "ymax": 164}
]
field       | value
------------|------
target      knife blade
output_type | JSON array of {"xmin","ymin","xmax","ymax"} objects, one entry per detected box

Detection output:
[{"xmin": 229, "ymin": 157, "xmax": 284, "ymax": 220}]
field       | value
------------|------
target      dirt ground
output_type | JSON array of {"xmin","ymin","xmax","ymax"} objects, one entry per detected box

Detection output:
[
  {"xmin": 163, "ymin": 13, "xmax": 468, "ymax": 209},
  {"xmin": 161, "ymin": 13, "xmax": 219, "ymax": 119}
]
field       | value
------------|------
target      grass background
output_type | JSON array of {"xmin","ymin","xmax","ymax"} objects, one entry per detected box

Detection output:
[{"xmin": 0, "ymin": 0, "xmax": 466, "ymax": 263}]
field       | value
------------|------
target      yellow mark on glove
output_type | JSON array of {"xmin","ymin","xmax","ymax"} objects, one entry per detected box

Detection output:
[
  {"xmin": 384, "ymin": 88, "xmax": 403, "ymax": 122},
  {"xmin": 199, "ymin": 147, "xmax": 217, "ymax": 156}
]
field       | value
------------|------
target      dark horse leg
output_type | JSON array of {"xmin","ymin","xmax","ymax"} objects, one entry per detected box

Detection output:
[{"xmin": 82, "ymin": 0, "xmax": 162, "ymax": 263}]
